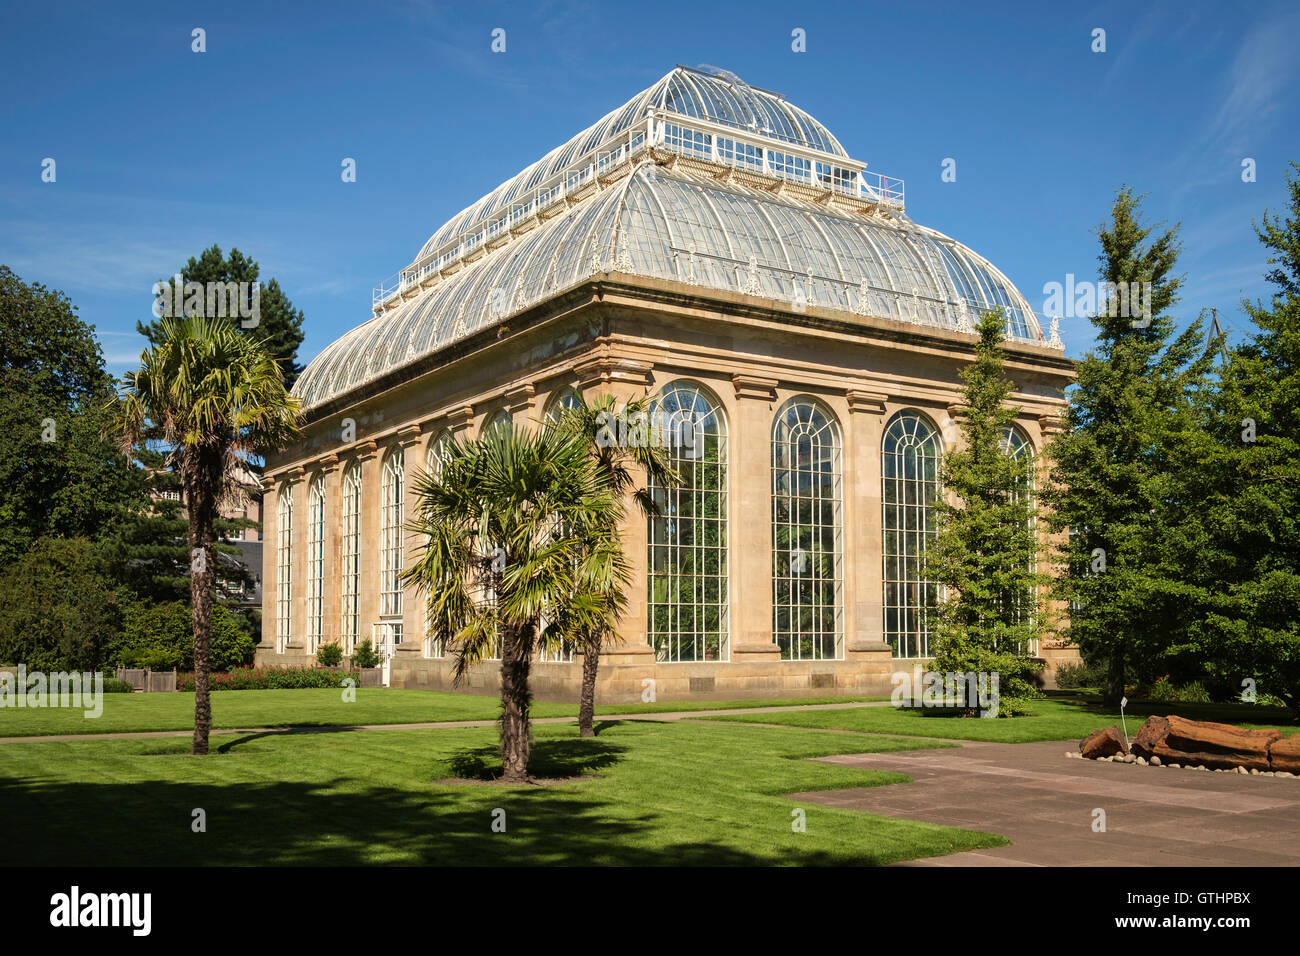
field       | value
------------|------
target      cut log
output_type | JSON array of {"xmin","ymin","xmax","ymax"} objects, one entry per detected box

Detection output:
[
  {"xmin": 1080, "ymin": 725, "xmax": 1128, "ymax": 759},
  {"xmin": 1156, "ymin": 715, "xmax": 1278, "ymax": 772},
  {"xmin": 1130, "ymin": 715, "xmax": 1170, "ymax": 760},
  {"xmin": 1269, "ymin": 734, "xmax": 1300, "ymax": 774}
]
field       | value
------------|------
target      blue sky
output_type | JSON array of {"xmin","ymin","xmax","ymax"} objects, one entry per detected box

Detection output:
[{"xmin": 2, "ymin": 0, "xmax": 1297, "ymax": 376}]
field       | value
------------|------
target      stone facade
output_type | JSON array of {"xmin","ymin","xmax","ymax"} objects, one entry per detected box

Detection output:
[{"xmin": 257, "ymin": 273, "xmax": 1079, "ymax": 702}]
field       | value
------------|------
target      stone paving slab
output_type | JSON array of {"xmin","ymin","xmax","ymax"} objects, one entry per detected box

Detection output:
[{"xmin": 794, "ymin": 739, "xmax": 1300, "ymax": 867}]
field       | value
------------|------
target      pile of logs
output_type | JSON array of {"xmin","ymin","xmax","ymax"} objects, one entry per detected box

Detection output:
[{"xmin": 1078, "ymin": 715, "xmax": 1300, "ymax": 775}]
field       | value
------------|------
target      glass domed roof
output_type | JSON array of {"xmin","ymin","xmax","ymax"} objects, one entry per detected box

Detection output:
[
  {"xmin": 414, "ymin": 66, "xmax": 848, "ymax": 264},
  {"xmin": 295, "ymin": 161, "xmax": 1046, "ymax": 409}
]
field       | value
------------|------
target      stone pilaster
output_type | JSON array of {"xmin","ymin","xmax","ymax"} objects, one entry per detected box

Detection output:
[
  {"xmin": 730, "ymin": 373, "xmax": 781, "ymax": 663},
  {"xmin": 394, "ymin": 426, "xmax": 423, "ymax": 658},
  {"xmin": 843, "ymin": 390, "xmax": 892, "ymax": 659}
]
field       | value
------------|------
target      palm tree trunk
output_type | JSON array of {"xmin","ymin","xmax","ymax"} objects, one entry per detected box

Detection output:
[
  {"xmin": 186, "ymin": 453, "xmax": 218, "ymax": 756},
  {"xmin": 498, "ymin": 622, "xmax": 534, "ymax": 781},
  {"xmin": 578, "ymin": 633, "xmax": 600, "ymax": 738}
]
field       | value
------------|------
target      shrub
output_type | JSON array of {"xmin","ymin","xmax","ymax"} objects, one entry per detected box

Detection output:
[
  {"xmin": 175, "ymin": 666, "xmax": 358, "ymax": 691},
  {"xmin": 118, "ymin": 601, "xmax": 255, "ymax": 672},
  {"xmin": 101, "ymin": 678, "xmax": 135, "ymax": 694},
  {"xmin": 1055, "ymin": 658, "xmax": 1107, "ymax": 689},
  {"xmin": 351, "ymin": 639, "xmax": 380, "ymax": 669},
  {"xmin": 315, "ymin": 642, "xmax": 343, "ymax": 667}
]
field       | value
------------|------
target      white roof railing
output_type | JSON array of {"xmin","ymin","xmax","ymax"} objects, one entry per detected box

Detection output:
[{"xmin": 372, "ymin": 112, "xmax": 905, "ymax": 312}]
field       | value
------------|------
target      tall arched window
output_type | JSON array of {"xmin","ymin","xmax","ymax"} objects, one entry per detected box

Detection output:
[
  {"xmin": 882, "ymin": 411, "xmax": 942, "ymax": 658},
  {"xmin": 649, "ymin": 381, "xmax": 728, "ymax": 662},
  {"xmin": 539, "ymin": 388, "xmax": 581, "ymax": 662},
  {"xmin": 484, "ymin": 410, "xmax": 512, "ymax": 436},
  {"xmin": 307, "ymin": 477, "xmax": 325, "ymax": 653},
  {"xmin": 772, "ymin": 398, "xmax": 843, "ymax": 660},
  {"xmin": 380, "ymin": 447, "xmax": 404, "ymax": 624},
  {"xmin": 340, "ymin": 463, "xmax": 362, "ymax": 651},
  {"xmin": 426, "ymin": 429, "xmax": 452, "ymax": 479},
  {"xmin": 543, "ymin": 387, "xmax": 581, "ymax": 424},
  {"xmin": 275, "ymin": 484, "xmax": 293, "ymax": 653},
  {"xmin": 423, "ymin": 432, "xmax": 452, "ymax": 658}
]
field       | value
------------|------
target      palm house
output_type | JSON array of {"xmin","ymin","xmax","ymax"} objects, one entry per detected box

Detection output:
[{"xmin": 258, "ymin": 66, "xmax": 1077, "ymax": 700}]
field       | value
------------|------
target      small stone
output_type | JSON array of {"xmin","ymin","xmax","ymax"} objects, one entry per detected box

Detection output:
[
  {"xmin": 1136, "ymin": 756, "xmax": 1148, "ymax": 766},
  {"xmin": 1237, "ymin": 766, "xmax": 1248, "ymax": 775},
  {"xmin": 1170, "ymin": 763, "xmax": 1181, "ymax": 769},
  {"xmin": 1150, "ymin": 756, "xmax": 1161, "ymax": 766},
  {"xmin": 1250, "ymin": 768, "xmax": 1260, "ymax": 775}
]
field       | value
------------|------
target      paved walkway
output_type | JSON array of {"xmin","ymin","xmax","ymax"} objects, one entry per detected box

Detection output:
[
  {"xmin": 0, "ymin": 699, "xmax": 893, "ymax": 744},
  {"xmin": 794, "ymin": 740, "xmax": 1300, "ymax": 866}
]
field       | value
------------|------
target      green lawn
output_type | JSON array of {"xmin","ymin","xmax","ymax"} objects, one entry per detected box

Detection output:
[
  {"xmin": 0, "ymin": 720, "xmax": 999, "ymax": 866},
  {"xmin": 0, "ymin": 688, "xmax": 887, "ymax": 738},
  {"xmin": 700, "ymin": 692, "xmax": 1299, "ymax": 743}
]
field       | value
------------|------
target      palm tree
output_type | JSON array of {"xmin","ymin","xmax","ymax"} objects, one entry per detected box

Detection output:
[
  {"xmin": 545, "ymin": 394, "xmax": 679, "ymax": 737},
  {"xmin": 404, "ymin": 424, "xmax": 625, "ymax": 781},
  {"xmin": 109, "ymin": 316, "xmax": 301, "ymax": 755}
]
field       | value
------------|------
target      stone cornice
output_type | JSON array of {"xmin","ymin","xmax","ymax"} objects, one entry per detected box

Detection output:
[
  {"xmin": 504, "ymin": 383, "xmax": 536, "ymax": 412},
  {"xmin": 574, "ymin": 356, "xmax": 653, "ymax": 389},
  {"xmin": 846, "ymin": 389, "xmax": 889, "ymax": 414},
  {"xmin": 1038, "ymin": 413, "xmax": 1068, "ymax": 437},
  {"xmin": 732, "ymin": 373, "xmax": 778, "ymax": 402}
]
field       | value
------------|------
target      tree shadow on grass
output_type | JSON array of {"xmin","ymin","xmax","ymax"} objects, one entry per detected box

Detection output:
[
  {"xmin": 0, "ymin": 772, "xmax": 866, "ymax": 867},
  {"xmin": 447, "ymin": 738, "xmax": 626, "ymax": 781},
  {"xmin": 1043, "ymin": 690, "xmax": 1298, "ymax": 726}
]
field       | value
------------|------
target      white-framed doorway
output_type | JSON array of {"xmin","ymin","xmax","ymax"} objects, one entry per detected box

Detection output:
[{"xmin": 372, "ymin": 618, "xmax": 402, "ymax": 687}]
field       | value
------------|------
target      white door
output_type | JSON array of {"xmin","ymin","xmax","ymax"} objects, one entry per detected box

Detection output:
[{"xmin": 372, "ymin": 620, "xmax": 401, "ymax": 687}]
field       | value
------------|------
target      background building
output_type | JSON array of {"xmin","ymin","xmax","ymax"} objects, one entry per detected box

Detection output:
[{"xmin": 257, "ymin": 66, "xmax": 1077, "ymax": 700}]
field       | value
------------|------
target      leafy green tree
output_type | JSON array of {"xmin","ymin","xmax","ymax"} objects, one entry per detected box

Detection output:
[
  {"xmin": 109, "ymin": 316, "xmax": 301, "ymax": 754},
  {"xmin": 136, "ymin": 245, "xmax": 306, "ymax": 391},
  {"xmin": 924, "ymin": 311, "xmax": 1048, "ymax": 715},
  {"xmin": 0, "ymin": 536, "xmax": 126, "ymax": 671},
  {"xmin": 117, "ymin": 600, "xmax": 255, "ymax": 672},
  {"xmin": 1191, "ymin": 162, "xmax": 1300, "ymax": 716},
  {"xmin": 545, "ymin": 393, "xmax": 679, "ymax": 737},
  {"xmin": 1041, "ymin": 187, "xmax": 1215, "ymax": 705},
  {"xmin": 404, "ymin": 425, "xmax": 625, "ymax": 782},
  {"xmin": 0, "ymin": 267, "xmax": 145, "ymax": 569}
]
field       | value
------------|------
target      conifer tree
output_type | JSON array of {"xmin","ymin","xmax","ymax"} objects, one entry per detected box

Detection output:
[
  {"xmin": 1192, "ymin": 162, "xmax": 1300, "ymax": 716},
  {"xmin": 925, "ymin": 310, "xmax": 1048, "ymax": 716},
  {"xmin": 1041, "ymin": 187, "xmax": 1214, "ymax": 705}
]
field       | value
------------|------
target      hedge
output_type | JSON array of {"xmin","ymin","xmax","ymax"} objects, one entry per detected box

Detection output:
[{"xmin": 175, "ymin": 666, "xmax": 360, "ymax": 691}]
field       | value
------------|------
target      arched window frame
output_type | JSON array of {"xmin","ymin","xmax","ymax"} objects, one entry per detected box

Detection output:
[
  {"xmin": 422, "ymin": 431, "xmax": 453, "ymax": 659},
  {"xmin": 307, "ymin": 476, "xmax": 326, "ymax": 653},
  {"xmin": 648, "ymin": 380, "xmax": 729, "ymax": 663},
  {"xmin": 276, "ymin": 483, "xmax": 294, "ymax": 654},
  {"xmin": 340, "ymin": 462, "xmax": 362, "ymax": 652},
  {"xmin": 539, "ymin": 388, "xmax": 582, "ymax": 662},
  {"xmin": 881, "ymin": 410, "xmax": 942, "ymax": 659},
  {"xmin": 771, "ymin": 397, "xmax": 843, "ymax": 660},
  {"xmin": 380, "ymin": 446, "xmax": 405, "ymax": 622}
]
